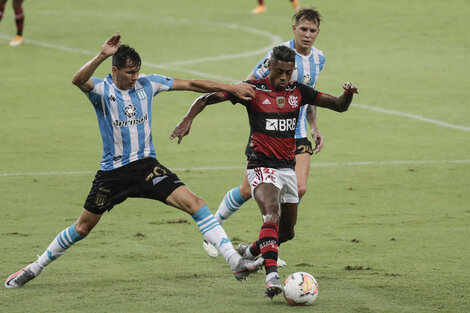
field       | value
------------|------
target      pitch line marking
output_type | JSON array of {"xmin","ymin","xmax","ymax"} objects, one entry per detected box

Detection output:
[
  {"xmin": 1, "ymin": 160, "xmax": 469, "ymax": 177},
  {"xmin": 1, "ymin": 33, "xmax": 468, "ymax": 132},
  {"xmin": 1, "ymin": 14, "xmax": 469, "ymax": 131},
  {"xmin": 352, "ymin": 104, "xmax": 470, "ymax": 132}
]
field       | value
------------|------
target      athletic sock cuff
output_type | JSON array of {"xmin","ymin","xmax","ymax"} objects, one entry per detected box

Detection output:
[
  {"xmin": 232, "ymin": 186, "xmax": 246, "ymax": 204},
  {"xmin": 191, "ymin": 205, "xmax": 211, "ymax": 222},
  {"xmin": 68, "ymin": 224, "xmax": 85, "ymax": 241},
  {"xmin": 261, "ymin": 222, "xmax": 279, "ymax": 231}
]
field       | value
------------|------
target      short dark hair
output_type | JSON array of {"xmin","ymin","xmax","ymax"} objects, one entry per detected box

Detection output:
[
  {"xmin": 271, "ymin": 46, "xmax": 296, "ymax": 64},
  {"xmin": 112, "ymin": 45, "xmax": 141, "ymax": 69},
  {"xmin": 293, "ymin": 7, "xmax": 322, "ymax": 27}
]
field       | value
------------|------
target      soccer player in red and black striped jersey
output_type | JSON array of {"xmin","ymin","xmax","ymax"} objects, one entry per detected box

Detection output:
[
  {"xmin": 171, "ymin": 45, "xmax": 358, "ymax": 298},
  {"xmin": 0, "ymin": 0, "xmax": 24, "ymax": 46}
]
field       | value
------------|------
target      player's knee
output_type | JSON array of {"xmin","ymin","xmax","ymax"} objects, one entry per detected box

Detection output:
[
  {"xmin": 74, "ymin": 221, "xmax": 94, "ymax": 237},
  {"xmin": 239, "ymin": 185, "xmax": 252, "ymax": 201},
  {"xmin": 185, "ymin": 196, "xmax": 206, "ymax": 214},
  {"xmin": 194, "ymin": 196, "xmax": 206, "ymax": 210},
  {"xmin": 262, "ymin": 204, "xmax": 281, "ymax": 223}
]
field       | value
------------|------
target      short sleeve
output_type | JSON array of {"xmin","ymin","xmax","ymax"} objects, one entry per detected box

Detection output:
[
  {"xmin": 85, "ymin": 77, "xmax": 105, "ymax": 107},
  {"xmin": 142, "ymin": 74, "xmax": 174, "ymax": 96},
  {"xmin": 297, "ymin": 83, "xmax": 321, "ymax": 106}
]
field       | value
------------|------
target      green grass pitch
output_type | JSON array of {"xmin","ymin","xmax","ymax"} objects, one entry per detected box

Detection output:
[{"xmin": 1, "ymin": 0, "xmax": 469, "ymax": 312}]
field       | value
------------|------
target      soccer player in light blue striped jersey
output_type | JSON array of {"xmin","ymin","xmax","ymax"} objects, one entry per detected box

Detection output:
[
  {"xmin": 204, "ymin": 8, "xmax": 327, "ymax": 262},
  {"xmin": 4, "ymin": 32, "xmax": 263, "ymax": 289}
]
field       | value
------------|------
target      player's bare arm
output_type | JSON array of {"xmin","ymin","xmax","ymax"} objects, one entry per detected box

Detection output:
[
  {"xmin": 313, "ymin": 82, "xmax": 358, "ymax": 112},
  {"xmin": 170, "ymin": 92, "xmax": 227, "ymax": 144},
  {"xmin": 306, "ymin": 105, "xmax": 324, "ymax": 153},
  {"xmin": 171, "ymin": 79, "xmax": 255, "ymax": 101},
  {"xmin": 72, "ymin": 32, "xmax": 122, "ymax": 92}
]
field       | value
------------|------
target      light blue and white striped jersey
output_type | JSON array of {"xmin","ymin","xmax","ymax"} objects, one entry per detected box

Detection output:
[
  {"xmin": 85, "ymin": 73, "xmax": 173, "ymax": 171},
  {"xmin": 252, "ymin": 40, "xmax": 325, "ymax": 139}
]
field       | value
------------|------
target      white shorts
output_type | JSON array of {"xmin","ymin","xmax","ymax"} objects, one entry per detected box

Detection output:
[{"xmin": 246, "ymin": 167, "xmax": 299, "ymax": 204}]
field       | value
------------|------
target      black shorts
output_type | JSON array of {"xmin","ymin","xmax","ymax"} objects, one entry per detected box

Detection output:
[
  {"xmin": 84, "ymin": 158, "xmax": 185, "ymax": 215},
  {"xmin": 295, "ymin": 138, "xmax": 314, "ymax": 155}
]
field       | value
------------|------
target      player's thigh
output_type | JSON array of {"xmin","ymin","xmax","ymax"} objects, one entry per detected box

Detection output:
[
  {"xmin": 165, "ymin": 185, "xmax": 206, "ymax": 215},
  {"xmin": 253, "ymin": 183, "xmax": 281, "ymax": 217}
]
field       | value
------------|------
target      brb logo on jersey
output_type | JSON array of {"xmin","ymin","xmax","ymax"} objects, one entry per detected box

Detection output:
[{"xmin": 265, "ymin": 118, "xmax": 297, "ymax": 131}]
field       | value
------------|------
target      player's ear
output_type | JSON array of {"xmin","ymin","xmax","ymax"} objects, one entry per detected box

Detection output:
[{"xmin": 111, "ymin": 66, "xmax": 118, "ymax": 75}]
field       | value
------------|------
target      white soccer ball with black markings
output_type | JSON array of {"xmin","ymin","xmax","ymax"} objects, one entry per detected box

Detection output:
[{"xmin": 283, "ymin": 272, "xmax": 319, "ymax": 306}]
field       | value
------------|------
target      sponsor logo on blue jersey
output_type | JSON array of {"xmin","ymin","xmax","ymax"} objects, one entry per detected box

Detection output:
[
  {"xmin": 113, "ymin": 113, "xmax": 148, "ymax": 127},
  {"xmin": 124, "ymin": 104, "xmax": 137, "ymax": 118}
]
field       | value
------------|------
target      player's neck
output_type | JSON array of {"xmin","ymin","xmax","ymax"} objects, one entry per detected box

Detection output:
[
  {"xmin": 293, "ymin": 40, "xmax": 311, "ymax": 56},
  {"xmin": 297, "ymin": 47, "xmax": 310, "ymax": 56}
]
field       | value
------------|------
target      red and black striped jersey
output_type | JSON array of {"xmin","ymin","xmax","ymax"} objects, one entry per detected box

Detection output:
[{"xmin": 225, "ymin": 78, "xmax": 322, "ymax": 169}]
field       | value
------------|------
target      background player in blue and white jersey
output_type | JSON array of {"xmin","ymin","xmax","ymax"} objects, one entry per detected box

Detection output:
[
  {"xmin": 5, "ymin": 32, "xmax": 263, "ymax": 289},
  {"xmin": 202, "ymin": 8, "xmax": 326, "ymax": 261}
]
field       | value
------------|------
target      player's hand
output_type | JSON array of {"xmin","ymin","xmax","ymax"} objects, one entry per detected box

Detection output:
[
  {"xmin": 312, "ymin": 129, "xmax": 324, "ymax": 154},
  {"xmin": 343, "ymin": 82, "xmax": 358, "ymax": 95},
  {"xmin": 101, "ymin": 32, "xmax": 121, "ymax": 57},
  {"xmin": 229, "ymin": 83, "xmax": 255, "ymax": 101},
  {"xmin": 169, "ymin": 118, "xmax": 192, "ymax": 144}
]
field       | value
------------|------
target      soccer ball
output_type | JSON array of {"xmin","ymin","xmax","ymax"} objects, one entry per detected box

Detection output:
[{"xmin": 283, "ymin": 272, "xmax": 319, "ymax": 306}]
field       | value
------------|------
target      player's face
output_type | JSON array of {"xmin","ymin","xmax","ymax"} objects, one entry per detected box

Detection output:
[
  {"xmin": 268, "ymin": 60, "xmax": 295, "ymax": 90},
  {"xmin": 112, "ymin": 59, "xmax": 140, "ymax": 90},
  {"xmin": 292, "ymin": 19, "xmax": 320, "ymax": 55}
]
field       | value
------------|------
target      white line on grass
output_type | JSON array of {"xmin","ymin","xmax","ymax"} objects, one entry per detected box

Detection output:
[
  {"xmin": 1, "ymin": 15, "xmax": 469, "ymax": 131},
  {"xmin": 352, "ymin": 104, "xmax": 470, "ymax": 132},
  {"xmin": 1, "ymin": 159, "xmax": 469, "ymax": 177}
]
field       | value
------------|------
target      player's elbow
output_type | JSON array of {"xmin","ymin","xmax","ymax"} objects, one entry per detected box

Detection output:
[{"xmin": 71, "ymin": 76, "xmax": 80, "ymax": 86}]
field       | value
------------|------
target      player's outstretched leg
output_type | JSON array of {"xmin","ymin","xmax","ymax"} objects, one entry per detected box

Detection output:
[
  {"xmin": 191, "ymin": 205, "xmax": 262, "ymax": 280},
  {"xmin": 203, "ymin": 186, "xmax": 247, "ymax": 258},
  {"xmin": 5, "ymin": 224, "xmax": 86, "ymax": 288}
]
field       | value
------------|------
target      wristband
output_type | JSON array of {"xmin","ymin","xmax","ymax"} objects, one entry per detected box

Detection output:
[{"xmin": 344, "ymin": 89, "xmax": 353, "ymax": 96}]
